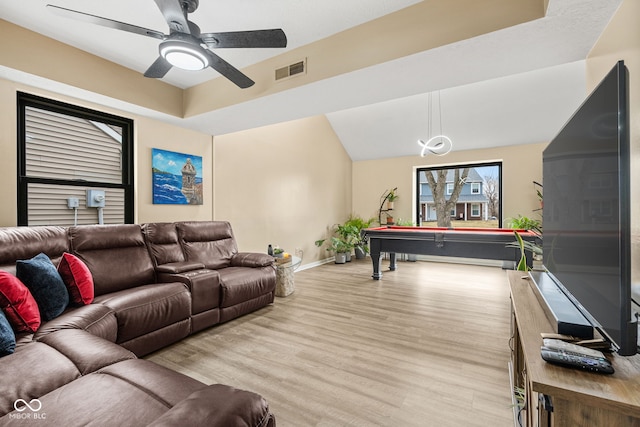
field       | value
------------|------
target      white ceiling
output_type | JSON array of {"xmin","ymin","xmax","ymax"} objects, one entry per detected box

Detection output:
[{"xmin": 0, "ymin": 0, "xmax": 623, "ymax": 161}]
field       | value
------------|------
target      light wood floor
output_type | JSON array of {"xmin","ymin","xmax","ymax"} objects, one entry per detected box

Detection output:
[{"xmin": 146, "ymin": 259, "xmax": 514, "ymax": 427}]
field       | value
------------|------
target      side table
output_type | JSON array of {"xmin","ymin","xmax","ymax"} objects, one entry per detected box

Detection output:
[{"xmin": 275, "ymin": 255, "xmax": 301, "ymax": 297}]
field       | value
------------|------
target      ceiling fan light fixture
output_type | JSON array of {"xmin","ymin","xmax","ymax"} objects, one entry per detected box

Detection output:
[{"xmin": 160, "ymin": 40, "xmax": 209, "ymax": 71}]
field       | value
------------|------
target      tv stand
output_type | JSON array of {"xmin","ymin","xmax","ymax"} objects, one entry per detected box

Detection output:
[{"xmin": 508, "ymin": 271, "xmax": 640, "ymax": 426}]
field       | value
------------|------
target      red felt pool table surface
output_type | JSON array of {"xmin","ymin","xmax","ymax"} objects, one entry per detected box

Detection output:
[{"xmin": 365, "ymin": 226, "xmax": 535, "ymax": 235}]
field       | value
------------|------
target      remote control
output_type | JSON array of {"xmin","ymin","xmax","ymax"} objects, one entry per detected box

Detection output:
[
  {"xmin": 542, "ymin": 338, "xmax": 606, "ymax": 359},
  {"xmin": 540, "ymin": 346, "xmax": 614, "ymax": 374}
]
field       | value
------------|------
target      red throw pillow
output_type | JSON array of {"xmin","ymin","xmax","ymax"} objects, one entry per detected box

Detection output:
[
  {"xmin": 0, "ymin": 271, "xmax": 41, "ymax": 332},
  {"xmin": 57, "ymin": 253, "xmax": 94, "ymax": 305}
]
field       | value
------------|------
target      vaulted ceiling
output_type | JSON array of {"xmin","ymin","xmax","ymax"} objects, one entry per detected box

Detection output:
[{"xmin": 0, "ymin": 0, "xmax": 622, "ymax": 160}]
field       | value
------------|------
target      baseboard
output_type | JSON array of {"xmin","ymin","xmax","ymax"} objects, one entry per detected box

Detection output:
[{"xmin": 298, "ymin": 257, "xmax": 335, "ymax": 271}]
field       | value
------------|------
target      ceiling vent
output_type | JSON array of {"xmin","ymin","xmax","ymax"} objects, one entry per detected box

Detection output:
[{"xmin": 275, "ymin": 59, "xmax": 306, "ymax": 81}]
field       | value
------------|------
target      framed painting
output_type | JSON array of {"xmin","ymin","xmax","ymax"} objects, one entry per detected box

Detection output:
[{"xmin": 152, "ymin": 148, "xmax": 203, "ymax": 205}]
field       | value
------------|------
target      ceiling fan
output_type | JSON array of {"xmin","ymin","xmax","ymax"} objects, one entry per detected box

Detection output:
[{"xmin": 47, "ymin": 0, "xmax": 287, "ymax": 88}]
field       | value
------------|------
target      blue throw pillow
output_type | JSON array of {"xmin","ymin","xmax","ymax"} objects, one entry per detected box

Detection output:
[
  {"xmin": 0, "ymin": 309, "xmax": 16, "ymax": 356},
  {"xmin": 16, "ymin": 253, "xmax": 69, "ymax": 321}
]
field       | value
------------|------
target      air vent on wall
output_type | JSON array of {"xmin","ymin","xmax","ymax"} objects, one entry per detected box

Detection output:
[{"xmin": 275, "ymin": 58, "xmax": 306, "ymax": 81}]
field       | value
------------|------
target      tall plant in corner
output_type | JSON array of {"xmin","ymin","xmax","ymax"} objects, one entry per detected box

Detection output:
[
  {"xmin": 508, "ymin": 181, "xmax": 543, "ymax": 270},
  {"xmin": 514, "ymin": 230, "xmax": 529, "ymax": 271}
]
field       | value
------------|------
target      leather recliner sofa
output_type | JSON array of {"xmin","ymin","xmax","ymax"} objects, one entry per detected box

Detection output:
[{"xmin": 0, "ymin": 221, "xmax": 277, "ymax": 426}]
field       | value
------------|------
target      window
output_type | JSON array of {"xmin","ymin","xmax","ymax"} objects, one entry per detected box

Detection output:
[
  {"xmin": 17, "ymin": 93, "xmax": 134, "ymax": 226},
  {"xmin": 416, "ymin": 161, "xmax": 502, "ymax": 228}
]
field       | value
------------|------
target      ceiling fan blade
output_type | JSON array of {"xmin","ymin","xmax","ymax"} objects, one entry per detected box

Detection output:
[
  {"xmin": 153, "ymin": 0, "xmax": 191, "ymax": 34},
  {"xmin": 201, "ymin": 29, "xmax": 287, "ymax": 49},
  {"xmin": 46, "ymin": 5, "xmax": 165, "ymax": 40},
  {"xmin": 144, "ymin": 56, "xmax": 173, "ymax": 78},
  {"xmin": 205, "ymin": 51, "xmax": 254, "ymax": 89}
]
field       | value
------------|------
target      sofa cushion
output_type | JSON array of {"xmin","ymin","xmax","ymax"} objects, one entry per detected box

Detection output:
[
  {"xmin": 69, "ymin": 224, "xmax": 156, "ymax": 296},
  {"xmin": 0, "ymin": 342, "xmax": 80, "ymax": 417},
  {"xmin": 57, "ymin": 252, "xmax": 94, "ymax": 305},
  {"xmin": 0, "ymin": 309, "xmax": 15, "ymax": 356},
  {"xmin": 4, "ymin": 365, "xmax": 171, "ymax": 426},
  {"xmin": 16, "ymin": 253, "xmax": 69, "ymax": 321},
  {"xmin": 2, "ymin": 359, "xmax": 206, "ymax": 426},
  {"xmin": 148, "ymin": 384, "xmax": 274, "ymax": 427},
  {"xmin": 142, "ymin": 222, "xmax": 186, "ymax": 266},
  {"xmin": 95, "ymin": 282, "xmax": 191, "ymax": 344},
  {"xmin": 0, "ymin": 226, "xmax": 68, "ymax": 274},
  {"xmin": 0, "ymin": 271, "xmax": 41, "ymax": 332},
  {"xmin": 177, "ymin": 221, "xmax": 238, "ymax": 269},
  {"xmin": 37, "ymin": 329, "xmax": 136, "ymax": 375},
  {"xmin": 34, "ymin": 304, "xmax": 118, "ymax": 343},
  {"xmin": 217, "ymin": 266, "xmax": 276, "ymax": 308}
]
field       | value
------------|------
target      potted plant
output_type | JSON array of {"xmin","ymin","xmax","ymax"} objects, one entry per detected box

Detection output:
[
  {"xmin": 325, "ymin": 237, "xmax": 350, "ymax": 264},
  {"xmin": 315, "ymin": 236, "xmax": 350, "ymax": 264},
  {"xmin": 334, "ymin": 223, "xmax": 358, "ymax": 262},
  {"xmin": 386, "ymin": 189, "xmax": 398, "ymax": 210},
  {"xmin": 343, "ymin": 215, "xmax": 375, "ymax": 259},
  {"xmin": 507, "ymin": 214, "xmax": 543, "ymax": 262},
  {"xmin": 273, "ymin": 246, "xmax": 284, "ymax": 258},
  {"xmin": 336, "ymin": 238, "xmax": 352, "ymax": 264},
  {"xmin": 386, "ymin": 213, "xmax": 394, "ymax": 225}
]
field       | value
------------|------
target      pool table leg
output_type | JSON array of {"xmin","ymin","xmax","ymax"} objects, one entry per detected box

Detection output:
[
  {"xmin": 389, "ymin": 252, "xmax": 397, "ymax": 271},
  {"xmin": 371, "ymin": 251, "xmax": 383, "ymax": 280}
]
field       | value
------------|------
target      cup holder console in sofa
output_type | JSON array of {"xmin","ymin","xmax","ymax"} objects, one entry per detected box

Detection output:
[{"xmin": 0, "ymin": 221, "xmax": 276, "ymax": 426}]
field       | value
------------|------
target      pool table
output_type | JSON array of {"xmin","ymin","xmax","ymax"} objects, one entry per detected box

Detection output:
[{"xmin": 362, "ymin": 226, "xmax": 539, "ymax": 279}]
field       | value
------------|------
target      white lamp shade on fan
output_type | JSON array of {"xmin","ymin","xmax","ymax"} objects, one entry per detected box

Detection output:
[{"xmin": 160, "ymin": 41, "xmax": 210, "ymax": 71}]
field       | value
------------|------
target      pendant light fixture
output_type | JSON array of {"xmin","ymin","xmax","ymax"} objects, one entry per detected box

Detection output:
[{"xmin": 418, "ymin": 91, "xmax": 453, "ymax": 156}]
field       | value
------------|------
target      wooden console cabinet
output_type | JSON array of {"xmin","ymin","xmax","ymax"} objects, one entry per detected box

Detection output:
[{"xmin": 508, "ymin": 271, "xmax": 640, "ymax": 426}]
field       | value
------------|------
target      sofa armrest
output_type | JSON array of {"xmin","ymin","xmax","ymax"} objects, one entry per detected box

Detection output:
[
  {"xmin": 155, "ymin": 261, "xmax": 205, "ymax": 274},
  {"xmin": 148, "ymin": 384, "xmax": 275, "ymax": 427},
  {"xmin": 157, "ymin": 269, "xmax": 220, "ymax": 315},
  {"xmin": 230, "ymin": 253, "xmax": 275, "ymax": 268}
]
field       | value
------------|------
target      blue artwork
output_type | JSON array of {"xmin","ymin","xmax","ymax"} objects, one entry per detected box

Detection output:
[{"xmin": 152, "ymin": 148, "xmax": 203, "ymax": 205}]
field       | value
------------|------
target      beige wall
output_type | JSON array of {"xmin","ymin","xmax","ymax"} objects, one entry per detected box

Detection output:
[
  {"xmin": 586, "ymin": 0, "xmax": 640, "ymax": 281},
  {"xmin": 0, "ymin": 78, "xmax": 214, "ymax": 226},
  {"xmin": 0, "ymin": 20, "xmax": 183, "ymax": 117},
  {"xmin": 213, "ymin": 115, "xmax": 352, "ymax": 265},
  {"xmin": 352, "ymin": 142, "xmax": 547, "ymax": 227}
]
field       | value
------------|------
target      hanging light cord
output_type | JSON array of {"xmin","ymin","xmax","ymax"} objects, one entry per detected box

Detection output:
[{"xmin": 419, "ymin": 90, "xmax": 453, "ymax": 156}]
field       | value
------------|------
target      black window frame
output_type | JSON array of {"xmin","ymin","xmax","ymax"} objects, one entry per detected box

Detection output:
[
  {"xmin": 415, "ymin": 161, "xmax": 502, "ymax": 227},
  {"xmin": 17, "ymin": 92, "xmax": 134, "ymax": 225}
]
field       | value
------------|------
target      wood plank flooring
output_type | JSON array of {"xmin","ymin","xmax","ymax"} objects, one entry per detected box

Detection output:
[{"xmin": 146, "ymin": 259, "xmax": 514, "ymax": 426}]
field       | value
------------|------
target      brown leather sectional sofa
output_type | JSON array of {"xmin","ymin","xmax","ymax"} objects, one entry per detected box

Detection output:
[{"xmin": 0, "ymin": 221, "xmax": 277, "ymax": 426}]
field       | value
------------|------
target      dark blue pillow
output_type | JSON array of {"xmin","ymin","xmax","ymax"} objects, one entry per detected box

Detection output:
[
  {"xmin": 0, "ymin": 309, "xmax": 16, "ymax": 356},
  {"xmin": 16, "ymin": 253, "xmax": 69, "ymax": 321}
]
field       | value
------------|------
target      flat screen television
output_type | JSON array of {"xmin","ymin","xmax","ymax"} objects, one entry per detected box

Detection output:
[{"xmin": 542, "ymin": 60, "xmax": 637, "ymax": 356}]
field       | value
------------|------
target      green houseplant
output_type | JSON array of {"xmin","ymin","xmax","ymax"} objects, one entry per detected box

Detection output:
[
  {"xmin": 315, "ymin": 236, "xmax": 351, "ymax": 264},
  {"xmin": 343, "ymin": 215, "xmax": 375, "ymax": 259},
  {"xmin": 315, "ymin": 216, "xmax": 375, "ymax": 262},
  {"xmin": 507, "ymin": 215, "xmax": 542, "ymax": 264},
  {"xmin": 386, "ymin": 189, "xmax": 398, "ymax": 210}
]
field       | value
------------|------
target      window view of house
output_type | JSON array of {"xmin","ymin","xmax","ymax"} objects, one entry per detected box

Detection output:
[
  {"xmin": 17, "ymin": 93, "xmax": 133, "ymax": 226},
  {"xmin": 417, "ymin": 163, "xmax": 501, "ymax": 228}
]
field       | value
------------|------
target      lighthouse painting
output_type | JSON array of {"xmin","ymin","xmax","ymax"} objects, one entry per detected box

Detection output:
[{"xmin": 152, "ymin": 148, "xmax": 203, "ymax": 205}]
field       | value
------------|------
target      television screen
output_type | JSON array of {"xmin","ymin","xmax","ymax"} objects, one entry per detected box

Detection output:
[{"xmin": 542, "ymin": 60, "xmax": 636, "ymax": 355}]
